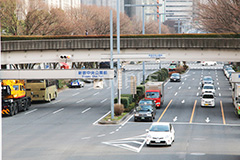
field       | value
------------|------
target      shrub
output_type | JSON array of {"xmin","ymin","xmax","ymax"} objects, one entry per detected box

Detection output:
[
  {"xmin": 121, "ymin": 94, "xmax": 133, "ymax": 104},
  {"xmin": 161, "ymin": 68, "xmax": 169, "ymax": 78},
  {"xmin": 137, "ymin": 85, "xmax": 145, "ymax": 94},
  {"xmin": 114, "ymin": 104, "xmax": 124, "ymax": 116},
  {"xmin": 114, "ymin": 97, "xmax": 129, "ymax": 108},
  {"xmin": 125, "ymin": 102, "xmax": 136, "ymax": 112}
]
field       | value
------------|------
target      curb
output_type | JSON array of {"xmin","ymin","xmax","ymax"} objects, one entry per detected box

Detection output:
[{"xmin": 98, "ymin": 110, "xmax": 133, "ymax": 125}]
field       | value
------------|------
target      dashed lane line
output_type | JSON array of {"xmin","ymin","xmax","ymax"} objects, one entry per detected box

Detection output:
[
  {"xmin": 72, "ymin": 92, "xmax": 80, "ymax": 96},
  {"xmin": 76, "ymin": 99, "xmax": 84, "ymax": 103},
  {"xmin": 82, "ymin": 107, "xmax": 91, "ymax": 114},
  {"xmin": 101, "ymin": 98, "xmax": 108, "ymax": 103},
  {"xmin": 25, "ymin": 109, "xmax": 38, "ymax": 115},
  {"xmin": 53, "ymin": 108, "xmax": 64, "ymax": 114},
  {"xmin": 94, "ymin": 92, "xmax": 100, "ymax": 96}
]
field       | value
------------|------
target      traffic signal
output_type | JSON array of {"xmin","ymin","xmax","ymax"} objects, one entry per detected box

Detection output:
[{"xmin": 60, "ymin": 55, "xmax": 71, "ymax": 59}]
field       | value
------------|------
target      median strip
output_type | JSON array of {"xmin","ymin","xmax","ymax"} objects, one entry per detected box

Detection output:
[
  {"xmin": 190, "ymin": 100, "xmax": 197, "ymax": 123},
  {"xmin": 157, "ymin": 99, "xmax": 172, "ymax": 122}
]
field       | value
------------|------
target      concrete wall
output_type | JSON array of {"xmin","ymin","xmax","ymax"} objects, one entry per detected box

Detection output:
[{"xmin": 1, "ymin": 38, "xmax": 240, "ymax": 52}]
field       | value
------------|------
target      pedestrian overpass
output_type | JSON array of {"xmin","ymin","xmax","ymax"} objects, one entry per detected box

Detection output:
[{"xmin": 1, "ymin": 37, "xmax": 240, "ymax": 65}]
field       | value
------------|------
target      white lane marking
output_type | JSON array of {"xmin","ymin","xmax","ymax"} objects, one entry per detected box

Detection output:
[
  {"xmin": 190, "ymin": 153, "xmax": 206, "ymax": 156},
  {"xmin": 184, "ymin": 78, "xmax": 187, "ymax": 80},
  {"xmin": 101, "ymin": 98, "xmax": 108, "ymax": 103},
  {"xmin": 217, "ymin": 82, "xmax": 219, "ymax": 85},
  {"xmin": 181, "ymin": 100, "xmax": 185, "ymax": 103},
  {"xmin": 82, "ymin": 107, "xmax": 91, "ymax": 114},
  {"xmin": 97, "ymin": 134, "xmax": 106, "ymax": 138},
  {"xmin": 229, "ymin": 88, "xmax": 232, "ymax": 90},
  {"xmin": 201, "ymin": 75, "xmax": 203, "ymax": 77},
  {"xmin": 216, "ymin": 78, "xmax": 219, "ymax": 81},
  {"xmin": 168, "ymin": 86, "xmax": 172, "ymax": 89},
  {"xmin": 107, "ymin": 87, "xmax": 111, "ymax": 89},
  {"xmin": 121, "ymin": 115, "xmax": 134, "ymax": 127},
  {"xmin": 174, "ymin": 92, "xmax": 178, "ymax": 96},
  {"xmin": 25, "ymin": 109, "xmax": 38, "ymax": 115},
  {"xmin": 182, "ymin": 82, "xmax": 184, "ymax": 85},
  {"xmin": 196, "ymin": 92, "xmax": 199, "ymax": 96},
  {"xmin": 193, "ymin": 72, "xmax": 195, "ymax": 74},
  {"xmin": 82, "ymin": 137, "xmax": 91, "ymax": 140},
  {"xmin": 205, "ymin": 117, "xmax": 210, "ymax": 123},
  {"xmin": 219, "ymin": 93, "xmax": 221, "ymax": 97},
  {"xmin": 93, "ymin": 111, "xmax": 111, "ymax": 125},
  {"xmin": 198, "ymin": 87, "xmax": 201, "ymax": 90},
  {"xmin": 51, "ymin": 100, "xmax": 62, "ymax": 104},
  {"xmin": 199, "ymin": 82, "xmax": 201, "ymax": 85},
  {"xmin": 76, "ymin": 99, "xmax": 84, "ymax": 103},
  {"xmin": 93, "ymin": 92, "xmax": 99, "ymax": 96},
  {"xmin": 218, "ymin": 87, "xmax": 220, "ymax": 90},
  {"xmin": 164, "ymin": 79, "xmax": 170, "ymax": 86},
  {"xmin": 188, "ymin": 87, "xmax": 191, "ymax": 89},
  {"xmin": 216, "ymin": 75, "xmax": 218, "ymax": 77},
  {"xmin": 192, "ymin": 78, "xmax": 195, "ymax": 80},
  {"xmin": 109, "ymin": 131, "xmax": 115, "ymax": 134},
  {"xmin": 173, "ymin": 116, "xmax": 178, "ymax": 122},
  {"xmin": 178, "ymin": 86, "xmax": 181, "ymax": 90},
  {"xmin": 72, "ymin": 92, "xmax": 80, "ymax": 96},
  {"xmin": 88, "ymin": 87, "xmax": 92, "ymax": 90},
  {"xmin": 115, "ymin": 92, "xmax": 117, "ymax": 95},
  {"xmin": 53, "ymin": 108, "xmax": 64, "ymax": 114},
  {"xmin": 116, "ymin": 129, "xmax": 120, "ymax": 132}
]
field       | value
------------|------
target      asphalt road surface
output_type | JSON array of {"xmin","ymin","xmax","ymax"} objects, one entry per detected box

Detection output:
[{"xmin": 3, "ymin": 63, "xmax": 240, "ymax": 160}]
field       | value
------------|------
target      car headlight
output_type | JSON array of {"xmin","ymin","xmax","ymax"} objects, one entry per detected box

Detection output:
[
  {"xmin": 165, "ymin": 135, "xmax": 170, "ymax": 138},
  {"xmin": 147, "ymin": 134, "xmax": 152, "ymax": 138},
  {"xmin": 135, "ymin": 113, "xmax": 139, "ymax": 116},
  {"xmin": 146, "ymin": 112, "xmax": 152, "ymax": 116}
]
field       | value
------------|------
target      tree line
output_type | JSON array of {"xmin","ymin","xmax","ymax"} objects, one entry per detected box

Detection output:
[{"xmin": 0, "ymin": 0, "xmax": 172, "ymax": 36}]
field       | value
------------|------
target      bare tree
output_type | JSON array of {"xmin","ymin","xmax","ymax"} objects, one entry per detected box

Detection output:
[{"xmin": 196, "ymin": 0, "xmax": 240, "ymax": 34}]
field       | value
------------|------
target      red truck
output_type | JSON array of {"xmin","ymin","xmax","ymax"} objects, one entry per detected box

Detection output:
[{"xmin": 145, "ymin": 82, "xmax": 164, "ymax": 108}]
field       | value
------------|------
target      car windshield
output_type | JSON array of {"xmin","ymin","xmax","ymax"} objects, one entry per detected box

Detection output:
[
  {"xmin": 72, "ymin": 80, "xmax": 79, "ymax": 82},
  {"xmin": 203, "ymin": 77, "xmax": 212, "ymax": 81},
  {"xmin": 137, "ymin": 105, "xmax": 152, "ymax": 111},
  {"xmin": 150, "ymin": 124, "xmax": 170, "ymax": 132},
  {"xmin": 139, "ymin": 101, "xmax": 153, "ymax": 105},
  {"xmin": 203, "ymin": 86, "xmax": 214, "ymax": 89},
  {"xmin": 203, "ymin": 95, "xmax": 214, "ymax": 98},
  {"xmin": 146, "ymin": 92, "xmax": 159, "ymax": 98}
]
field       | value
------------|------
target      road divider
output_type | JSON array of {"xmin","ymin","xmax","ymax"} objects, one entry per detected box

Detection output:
[{"xmin": 157, "ymin": 99, "xmax": 172, "ymax": 122}]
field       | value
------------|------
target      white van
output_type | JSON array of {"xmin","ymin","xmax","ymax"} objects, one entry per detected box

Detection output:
[{"xmin": 201, "ymin": 93, "xmax": 215, "ymax": 107}]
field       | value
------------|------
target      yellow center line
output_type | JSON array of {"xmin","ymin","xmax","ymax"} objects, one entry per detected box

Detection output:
[
  {"xmin": 189, "ymin": 100, "xmax": 197, "ymax": 123},
  {"xmin": 157, "ymin": 99, "xmax": 172, "ymax": 122},
  {"xmin": 220, "ymin": 100, "xmax": 226, "ymax": 125}
]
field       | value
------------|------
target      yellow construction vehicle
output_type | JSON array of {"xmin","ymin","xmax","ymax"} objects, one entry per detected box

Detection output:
[{"xmin": 2, "ymin": 80, "xmax": 31, "ymax": 116}]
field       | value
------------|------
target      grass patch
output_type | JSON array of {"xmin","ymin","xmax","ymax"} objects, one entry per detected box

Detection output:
[{"xmin": 102, "ymin": 112, "xmax": 128, "ymax": 122}]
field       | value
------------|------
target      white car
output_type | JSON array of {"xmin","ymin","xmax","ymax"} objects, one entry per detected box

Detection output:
[
  {"xmin": 70, "ymin": 79, "xmax": 85, "ymax": 88},
  {"xmin": 146, "ymin": 122, "xmax": 175, "ymax": 146},
  {"xmin": 202, "ymin": 84, "xmax": 215, "ymax": 95},
  {"xmin": 201, "ymin": 93, "xmax": 215, "ymax": 107}
]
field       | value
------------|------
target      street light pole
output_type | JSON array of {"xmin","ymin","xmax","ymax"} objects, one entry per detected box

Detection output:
[
  {"xmin": 110, "ymin": 10, "xmax": 114, "ymax": 119},
  {"xmin": 117, "ymin": 0, "xmax": 121, "ymax": 104}
]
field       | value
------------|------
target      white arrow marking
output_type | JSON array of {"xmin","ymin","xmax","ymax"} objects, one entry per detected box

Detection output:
[
  {"xmin": 181, "ymin": 100, "xmax": 185, "ymax": 103},
  {"xmin": 173, "ymin": 116, "xmax": 178, "ymax": 122},
  {"xmin": 205, "ymin": 117, "xmax": 210, "ymax": 123}
]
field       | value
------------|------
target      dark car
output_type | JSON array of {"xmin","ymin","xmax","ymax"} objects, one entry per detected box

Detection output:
[
  {"xmin": 201, "ymin": 76, "xmax": 214, "ymax": 87},
  {"xmin": 134, "ymin": 104, "xmax": 156, "ymax": 122},
  {"xmin": 170, "ymin": 73, "xmax": 181, "ymax": 82},
  {"xmin": 138, "ymin": 99, "xmax": 156, "ymax": 108}
]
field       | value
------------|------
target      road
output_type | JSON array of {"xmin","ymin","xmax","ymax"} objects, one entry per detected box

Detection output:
[{"xmin": 3, "ymin": 63, "xmax": 240, "ymax": 160}]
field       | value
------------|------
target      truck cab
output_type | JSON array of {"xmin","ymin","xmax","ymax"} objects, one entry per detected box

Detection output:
[{"xmin": 145, "ymin": 82, "xmax": 164, "ymax": 108}]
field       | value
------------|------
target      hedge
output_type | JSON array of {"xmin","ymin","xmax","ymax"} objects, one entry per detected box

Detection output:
[
  {"xmin": 121, "ymin": 94, "xmax": 133, "ymax": 104},
  {"xmin": 2, "ymin": 33, "xmax": 240, "ymax": 41},
  {"xmin": 114, "ymin": 97, "xmax": 129, "ymax": 108}
]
